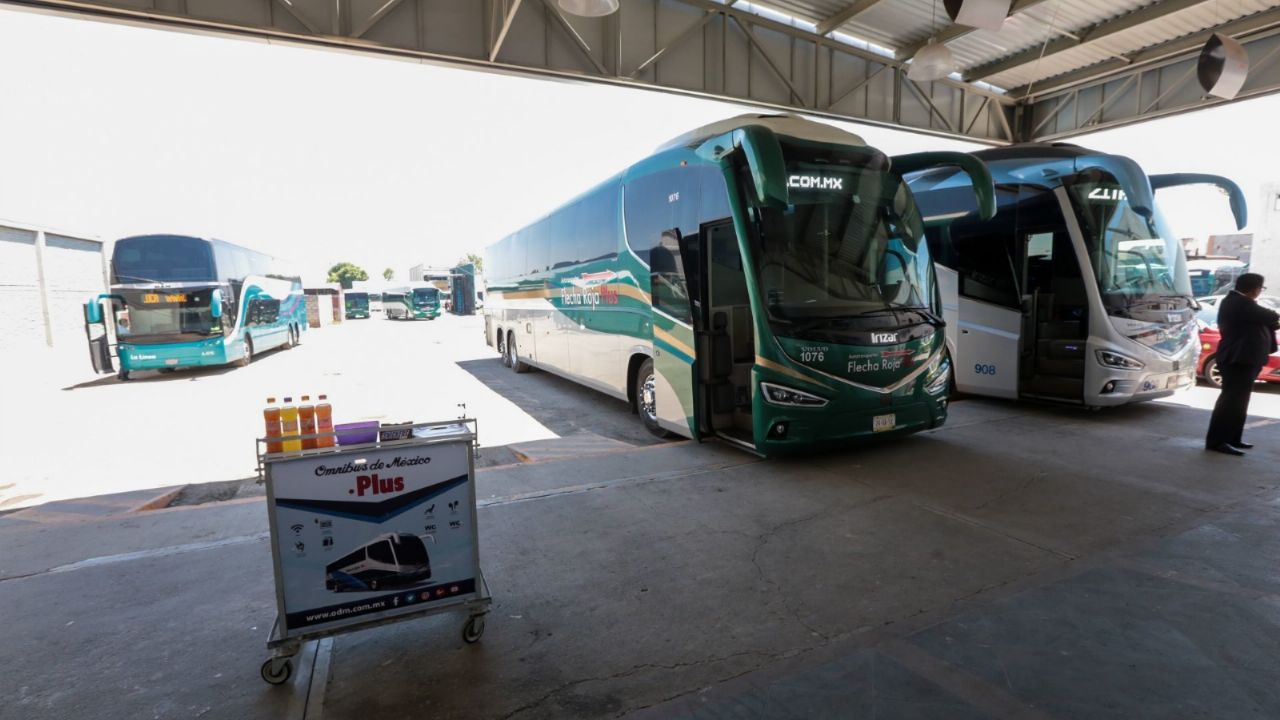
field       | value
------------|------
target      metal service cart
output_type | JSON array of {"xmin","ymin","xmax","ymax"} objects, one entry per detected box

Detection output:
[{"xmin": 256, "ymin": 419, "xmax": 491, "ymax": 685}]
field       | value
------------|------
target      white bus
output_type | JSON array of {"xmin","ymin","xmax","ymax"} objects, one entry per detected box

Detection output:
[{"xmin": 908, "ymin": 145, "xmax": 1246, "ymax": 407}]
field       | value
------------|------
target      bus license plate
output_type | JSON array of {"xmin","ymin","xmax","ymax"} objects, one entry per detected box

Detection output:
[
  {"xmin": 873, "ymin": 414, "xmax": 896, "ymax": 433},
  {"xmin": 165, "ymin": 359, "xmax": 179, "ymax": 366}
]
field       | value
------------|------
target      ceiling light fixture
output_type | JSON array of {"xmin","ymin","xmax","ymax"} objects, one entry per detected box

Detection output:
[
  {"xmin": 557, "ymin": 0, "xmax": 619, "ymax": 17},
  {"xmin": 908, "ymin": 40, "xmax": 957, "ymax": 81},
  {"xmin": 910, "ymin": 0, "xmax": 957, "ymax": 82}
]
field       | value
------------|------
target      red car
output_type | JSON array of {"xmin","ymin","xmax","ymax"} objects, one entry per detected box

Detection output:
[{"xmin": 1196, "ymin": 294, "xmax": 1280, "ymax": 387}]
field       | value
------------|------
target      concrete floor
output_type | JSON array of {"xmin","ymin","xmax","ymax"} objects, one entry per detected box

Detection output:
[{"xmin": 4, "ymin": 393, "xmax": 1280, "ymax": 719}]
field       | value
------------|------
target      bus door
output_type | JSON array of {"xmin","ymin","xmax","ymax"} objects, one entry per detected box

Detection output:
[
  {"xmin": 82, "ymin": 294, "xmax": 120, "ymax": 375},
  {"xmin": 701, "ymin": 219, "xmax": 755, "ymax": 442},
  {"xmin": 650, "ymin": 229, "xmax": 701, "ymax": 437},
  {"xmin": 949, "ymin": 224, "xmax": 1021, "ymax": 399}
]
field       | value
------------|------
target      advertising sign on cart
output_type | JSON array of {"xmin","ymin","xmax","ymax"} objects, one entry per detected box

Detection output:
[{"xmin": 267, "ymin": 430, "xmax": 479, "ymax": 635}]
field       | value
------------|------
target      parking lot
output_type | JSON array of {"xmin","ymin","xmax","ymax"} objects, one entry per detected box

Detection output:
[
  {"xmin": 0, "ymin": 313, "xmax": 669, "ymax": 511},
  {"xmin": 5, "ymin": 333, "xmax": 1280, "ymax": 718},
  {"xmin": 5, "ymin": 310, "xmax": 1279, "ymax": 513}
]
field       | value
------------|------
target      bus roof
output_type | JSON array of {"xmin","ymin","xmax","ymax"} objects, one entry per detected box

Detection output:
[{"xmin": 656, "ymin": 113, "xmax": 865, "ymax": 153}]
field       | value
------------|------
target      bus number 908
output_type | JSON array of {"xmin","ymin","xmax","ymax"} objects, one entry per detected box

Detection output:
[{"xmin": 974, "ymin": 363, "xmax": 997, "ymax": 376}]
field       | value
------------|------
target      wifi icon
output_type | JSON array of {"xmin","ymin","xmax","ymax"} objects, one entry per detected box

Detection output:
[{"xmin": 290, "ymin": 524, "xmax": 304, "ymax": 535}]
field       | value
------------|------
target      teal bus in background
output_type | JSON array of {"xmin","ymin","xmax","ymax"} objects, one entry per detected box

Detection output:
[
  {"xmin": 82, "ymin": 234, "xmax": 306, "ymax": 380},
  {"xmin": 383, "ymin": 286, "xmax": 442, "ymax": 320},
  {"xmin": 345, "ymin": 291, "xmax": 371, "ymax": 319},
  {"xmin": 483, "ymin": 114, "xmax": 995, "ymax": 455}
]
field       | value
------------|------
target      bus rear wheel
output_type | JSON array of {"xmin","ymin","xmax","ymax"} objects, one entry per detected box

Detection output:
[
  {"xmin": 508, "ymin": 333, "xmax": 530, "ymax": 374},
  {"xmin": 497, "ymin": 331, "xmax": 510, "ymax": 367},
  {"xmin": 636, "ymin": 358, "xmax": 671, "ymax": 438}
]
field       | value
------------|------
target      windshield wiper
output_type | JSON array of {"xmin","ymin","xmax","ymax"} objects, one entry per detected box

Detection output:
[
  {"xmin": 896, "ymin": 306, "xmax": 947, "ymax": 327},
  {"xmin": 115, "ymin": 274, "xmax": 168, "ymax": 285}
]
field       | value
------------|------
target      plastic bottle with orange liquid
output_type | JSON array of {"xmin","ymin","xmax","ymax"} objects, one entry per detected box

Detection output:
[
  {"xmin": 299, "ymin": 395, "xmax": 317, "ymax": 450},
  {"xmin": 280, "ymin": 397, "xmax": 302, "ymax": 453},
  {"xmin": 315, "ymin": 394, "xmax": 335, "ymax": 448},
  {"xmin": 263, "ymin": 397, "xmax": 283, "ymax": 453}
]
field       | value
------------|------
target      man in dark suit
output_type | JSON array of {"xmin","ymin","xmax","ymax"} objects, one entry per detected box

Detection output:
[{"xmin": 1206, "ymin": 273, "xmax": 1280, "ymax": 455}]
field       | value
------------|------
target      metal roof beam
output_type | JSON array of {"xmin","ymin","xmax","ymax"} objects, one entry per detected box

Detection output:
[
  {"xmin": 965, "ymin": 0, "xmax": 1213, "ymax": 83},
  {"xmin": 896, "ymin": 0, "xmax": 1051, "ymax": 61},
  {"xmin": 1012, "ymin": 6, "xmax": 1280, "ymax": 99},
  {"xmin": 675, "ymin": 0, "xmax": 1014, "ymax": 105},
  {"xmin": 814, "ymin": 0, "xmax": 885, "ymax": 36}
]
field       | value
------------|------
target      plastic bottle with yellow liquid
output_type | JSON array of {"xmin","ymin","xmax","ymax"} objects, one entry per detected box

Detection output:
[
  {"xmin": 263, "ymin": 397, "xmax": 283, "ymax": 453},
  {"xmin": 280, "ymin": 397, "xmax": 302, "ymax": 453},
  {"xmin": 315, "ymin": 394, "xmax": 335, "ymax": 448},
  {"xmin": 299, "ymin": 395, "xmax": 317, "ymax": 450}
]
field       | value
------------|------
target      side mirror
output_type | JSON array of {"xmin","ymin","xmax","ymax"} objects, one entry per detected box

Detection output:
[
  {"xmin": 696, "ymin": 125, "xmax": 788, "ymax": 208},
  {"xmin": 210, "ymin": 288, "xmax": 223, "ymax": 319},
  {"xmin": 893, "ymin": 151, "xmax": 997, "ymax": 220},
  {"xmin": 1073, "ymin": 154, "xmax": 1155, "ymax": 219},
  {"xmin": 84, "ymin": 299, "xmax": 103, "ymax": 325},
  {"xmin": 1149, "ymin": 173, "xmax": 1248, "ymax": 230}
]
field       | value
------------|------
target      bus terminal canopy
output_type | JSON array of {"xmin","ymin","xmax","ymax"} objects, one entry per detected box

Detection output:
[{"xmin": 7, "ymin": 0, "xmax": 1280, "ymax": 143}]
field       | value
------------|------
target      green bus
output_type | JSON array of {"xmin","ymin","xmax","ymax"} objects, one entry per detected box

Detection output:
[
  {"xmin": 345, "ymin": 291, "xmax": 371, "ymax": 319},
  {"xmin": 483, "ymin": 114, "xmax": 994, "ymax": 454},
  {"xmin": 383, "ymin": 286, "xmax": 442, "ymax": 320}
]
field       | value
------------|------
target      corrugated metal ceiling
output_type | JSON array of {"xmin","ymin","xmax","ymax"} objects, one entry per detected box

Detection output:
[{"xmin": 746, "ymin": 0, "xmax": 1280, "ymax": 93}]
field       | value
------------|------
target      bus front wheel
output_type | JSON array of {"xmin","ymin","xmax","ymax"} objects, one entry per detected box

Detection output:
[
  {"xmin": 240, "ymin": 338, "xmax": 253, "ymax": 367},
  {"xmin": 636, "ymin": 358, "xmax": 671, "ymax": 438}
]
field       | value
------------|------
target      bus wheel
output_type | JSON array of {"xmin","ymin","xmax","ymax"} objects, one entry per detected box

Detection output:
[
  {"xmin": 498, "ymin": 331, "xmax": 510, "ymax": 367},
  {"xmin": 118, "ymin": 370, "xmax": 130, "ymax": 381},
  {"xmin": 636, "ymin": 358, "xmax": 671, "ymax": 438},
  {"xmin": 240, "ymin": 338, "xmax": 254, "ymax": 367},
  {"xmin": 508, "ymin": 333, "xmax": 530, "ymax": 374},
  {"xmin": 285, "ymin": 325, "xmax": 297, "ymax": 349}
]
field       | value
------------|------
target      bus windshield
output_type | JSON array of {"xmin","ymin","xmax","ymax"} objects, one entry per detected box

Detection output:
[
  {"xmin": 346, "ymin": 292, "xmax": 369, "ymax": 309},
  {"xmin": 116, "ymin": 288, "xmax": 220, "ymax": 343},
  {"xmin": 113, "ymin": 235, "xmax": 215, "ymax": 284},
  {"xmin": 412, "ymin": 288, "xmax": 439, "ymax": 306},
  {"xmin": 750, "ymin": 158, "xmax": 933, "ymax": 325},
  {"xmin": 1065, "ymin": 178, "xmax": 1192, "ymax": 315}
]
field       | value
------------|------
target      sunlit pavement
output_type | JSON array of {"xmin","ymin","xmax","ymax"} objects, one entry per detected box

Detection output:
[{"xmin": 0, "ymin": 314, "xmax": 557, "ymax": 511}]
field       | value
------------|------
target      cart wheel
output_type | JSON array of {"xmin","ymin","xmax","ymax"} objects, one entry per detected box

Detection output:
[
  {"xmin": 462, "ymin": 615, "xmax": 485, "ymax": 644},
  {"xmin": 261, "ymin": 657, "xmax": 293, "ymax": 685}
]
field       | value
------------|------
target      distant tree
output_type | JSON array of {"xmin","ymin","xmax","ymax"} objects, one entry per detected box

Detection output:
[
  {"xmin": 382, "ymin": 267, "xmax": 394, "ymax": 282},
  {"xmin": 460, "ymin": 253, "xmax": 484, "ymax": 273},
  {"xmin": 327, "ymin": 262, "xmax": 368, "ymax": 289}
]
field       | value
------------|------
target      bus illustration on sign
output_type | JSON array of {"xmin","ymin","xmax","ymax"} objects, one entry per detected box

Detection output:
[{"xmin": 325, "ymin": 532, "xmax": 434, "ymax": 593}]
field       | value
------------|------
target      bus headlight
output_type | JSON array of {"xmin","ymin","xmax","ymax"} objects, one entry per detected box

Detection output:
[
  {"xmin": 924, "ymin": 353, "xmax": 950, "ymax": 395},
  {"xmin": 1096, "ymin": 349, "xmax": 1144, "ymax": 370},
  {"xmin": 761, "ymin": 382, "xmax": 828, "ymax": 407}
]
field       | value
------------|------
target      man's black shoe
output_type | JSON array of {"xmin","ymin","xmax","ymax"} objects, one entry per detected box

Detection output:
[
  {"xmin": 1207, "ymin": 444, "xmax": 1246, "ymax": 456},
  {"xmin": 1230, "ymin": 441, "xmax": 1255, "ymax": 450}
]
